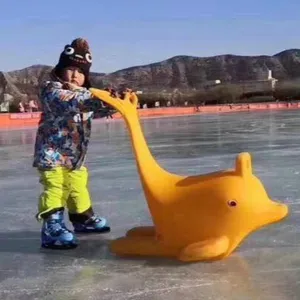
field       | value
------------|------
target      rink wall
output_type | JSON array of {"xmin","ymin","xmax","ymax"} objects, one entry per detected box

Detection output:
[{"xmin": 1, "ymin": 102, "xmax": 300, "ymax": 129}]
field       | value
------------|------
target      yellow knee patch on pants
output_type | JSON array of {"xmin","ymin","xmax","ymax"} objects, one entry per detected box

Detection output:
[{"xmin": 37, "ymin": 166, "xmax": 92, "ymax": 220}]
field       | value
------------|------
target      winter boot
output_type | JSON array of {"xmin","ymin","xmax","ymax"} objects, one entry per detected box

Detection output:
[
  {"xmin": 41, "ymin": 210, "xmax": 78, "ymax": 249},
  {"xmin": 69, "ymin": 207, "xmax": 111, "ymax": 234}
]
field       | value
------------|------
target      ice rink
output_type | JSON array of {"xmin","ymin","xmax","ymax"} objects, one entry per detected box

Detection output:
[{"xmin": 0, "ymin": 110, "xmax": 300, "ymax": 300}]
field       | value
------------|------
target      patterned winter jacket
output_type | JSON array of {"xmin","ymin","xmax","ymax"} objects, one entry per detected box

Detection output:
[{"xmin": 33, "ymin": 80, "xmax": 107, "ymax": 170}]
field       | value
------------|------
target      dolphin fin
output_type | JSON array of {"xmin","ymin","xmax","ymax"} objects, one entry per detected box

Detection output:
[
  {"xmin": 126, "ymin": 226, "xmax": 156, "ymax": 237},
  {"xmin": 178, "ymin": 236, "xmax": 229, "ymax": 262}
]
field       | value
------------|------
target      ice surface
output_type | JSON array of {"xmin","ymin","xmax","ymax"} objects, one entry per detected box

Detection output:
[{"xmin": 1, "ymin": 110, "xmax": 300, "ymax": 299}]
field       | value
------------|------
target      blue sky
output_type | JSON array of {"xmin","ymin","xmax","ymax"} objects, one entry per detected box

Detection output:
[{"xmin": 1, "ymin": 0, "xmax": 300, "ymax": 73}]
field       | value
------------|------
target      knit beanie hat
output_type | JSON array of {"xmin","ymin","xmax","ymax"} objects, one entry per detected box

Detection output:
[{"xmin": 52, "ymin": 38, "xmax": 92, "ymax": 88}]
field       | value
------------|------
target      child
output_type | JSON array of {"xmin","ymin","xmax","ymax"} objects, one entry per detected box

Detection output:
[{"xmin": 33, "ymin": 38, "xmax": 113, "ymax": 249}]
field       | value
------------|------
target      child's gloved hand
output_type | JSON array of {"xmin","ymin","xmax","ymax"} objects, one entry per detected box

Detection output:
[
  {"xmin": 104, "ymin": 86, "xmax": 133, "ymax": 99},
  {"xmin": 105, "ymin": 88, "xmax": 118, "ymax": 98},
  {"xmin": 117, "ymin": 88, "xmax": 133, "ymax": 99}
]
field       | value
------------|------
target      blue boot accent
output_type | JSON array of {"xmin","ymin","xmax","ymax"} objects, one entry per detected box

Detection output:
[
  {"xmin": 72, "ymin": 215, "xmax": 111, "ymax": 234},
  {"xmin": 41, "ymin": 211, "xmax": 78, "ymax": 249}
]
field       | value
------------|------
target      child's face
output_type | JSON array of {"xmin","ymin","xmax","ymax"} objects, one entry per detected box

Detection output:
[{"xmin": 62, "ymin": 67, "xmax": 85, "ymax": 87}]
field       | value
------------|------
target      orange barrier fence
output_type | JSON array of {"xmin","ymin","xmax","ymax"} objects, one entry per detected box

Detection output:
[
  {"xmin": 0, "ymin": 102, "xmax": 300, "ymax": 129},
  {"xmin": 0, "ymin": 112, "xmax": 41, "ymax": 129}
]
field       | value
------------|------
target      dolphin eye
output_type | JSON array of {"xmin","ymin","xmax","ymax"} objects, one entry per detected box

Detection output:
[
  {"xmin": 64, "ymin": 47, "xmax": 74, "ymax": 55},
  {"xmin": 228, "ymin": 200, "xmax": 237, "ymax": 207},
  {"xmin": 85, "ymin": 53, "xmax": 92, "ymax": 63}
]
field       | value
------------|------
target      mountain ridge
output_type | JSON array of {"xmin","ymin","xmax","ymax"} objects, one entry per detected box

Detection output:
[{"xmin": 1, "ymin": 48, "xmax": 300, "ymax": 104}]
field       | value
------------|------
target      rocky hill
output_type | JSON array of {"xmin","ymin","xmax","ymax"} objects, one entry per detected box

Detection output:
[
  {"xmin": 2, "ymin": 48, "xmax": 300, "ymax": 104},
  {"xmin": 104, "ymin": 49, "xmax": 300, "ymax": 91}
]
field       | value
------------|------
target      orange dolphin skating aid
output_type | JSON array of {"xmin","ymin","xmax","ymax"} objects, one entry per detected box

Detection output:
[{"xmin": 90, "ymin": 88, "xmax": 288, "ymax": 262}]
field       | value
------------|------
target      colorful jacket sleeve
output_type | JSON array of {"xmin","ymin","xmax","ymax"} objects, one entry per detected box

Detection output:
[
  {"xmin": 40, "ymin": 81, "xmax": 92, "ymax": 102},
  {"xmin": 41, "ymin": 81, "xmax": 115, "ymax": 117},
  {"xmin": 40, "ymin": 81, "xmax": 104, "ymax": 112}
]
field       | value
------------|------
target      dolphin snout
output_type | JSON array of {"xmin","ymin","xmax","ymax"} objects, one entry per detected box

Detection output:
[{"xmin": 267, "ymin": 201, "xmax": 289, "ymax": 223}]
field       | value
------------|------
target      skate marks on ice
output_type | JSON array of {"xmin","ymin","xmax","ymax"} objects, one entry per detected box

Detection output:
[{"xmin": 1, "ymin": 246, "xmax": 300, "ymax": 300}]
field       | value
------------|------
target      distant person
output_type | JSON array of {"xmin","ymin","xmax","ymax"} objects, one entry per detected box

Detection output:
[
  {"xmin": 106, "ymin": 112, "xmax": 113, "ymax": 120},
  {"xmin": 28, "ymin": 99, "xmax": 38, "ymax": 112},
  {"xmin": 18, "ymin": 102, "xmax": 25, "ymax": 113},
  {"xmin": 33, "ymin": 38, "xmax": 117, "ymax": 249}
]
